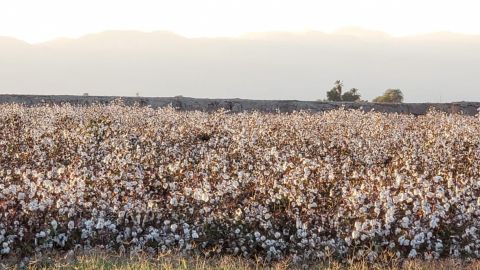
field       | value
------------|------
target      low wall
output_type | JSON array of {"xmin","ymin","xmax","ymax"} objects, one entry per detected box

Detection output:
[{"xmin": 1, "ymin": 94, "xmax": 479, "ymax": 116}]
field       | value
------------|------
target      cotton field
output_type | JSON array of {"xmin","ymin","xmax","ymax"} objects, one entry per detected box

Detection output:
[{"xmin": 1, "ymin": 102, "xmax": 480, "ymax": 263}]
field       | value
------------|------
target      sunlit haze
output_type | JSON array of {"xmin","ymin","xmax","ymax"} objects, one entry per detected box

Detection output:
[
  {"xmin": 1, "ymin": 0, "xmax": 480, "ymax": 102},
  {"xmin": 1, "ymin": 0, "xmax": 480, "ymax": 43}
]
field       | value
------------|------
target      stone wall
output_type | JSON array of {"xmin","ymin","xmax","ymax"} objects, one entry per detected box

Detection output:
[{"xmin": 1, "ymin": 94, "xmax": 479, "ymax": 116}]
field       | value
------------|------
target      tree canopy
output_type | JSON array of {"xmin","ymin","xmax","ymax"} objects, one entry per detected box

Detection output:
[
  {"xmin": 373, "ymin": 89, "xmax": 404, "ymax": 103},
  {"xmin": 326, "ymin": 81, "xmax": 361, "ymax": 102},
  {"xmin": 341, "ymin": 88, "xmax": 361, "ymax": 102}
]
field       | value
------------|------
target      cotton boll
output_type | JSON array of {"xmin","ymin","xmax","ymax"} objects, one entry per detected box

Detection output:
[
  {"xmin": 17, "ymin": 192, "xmax": 26, "ymax": 200},
  {"xmin": 51, "ymin": 220, "xmax": 58, "ymax": 231},
  {"xmin": 408, "ymin": 249, "xmax": 417, "ymax": 258},
  {"xmin": 68, "ymin": 221, "xmax": 75, "ymax": 230},
  {"xmin": 1, "ymin": 242, "xmax": 10, "ymax": 254}
]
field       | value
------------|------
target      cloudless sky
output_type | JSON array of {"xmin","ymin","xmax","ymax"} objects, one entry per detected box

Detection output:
[{"xmin": 1, "ymin": 0, "xmax": 479, "ymax": 43}]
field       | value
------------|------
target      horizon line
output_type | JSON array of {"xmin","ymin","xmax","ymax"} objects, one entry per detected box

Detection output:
[
  {"xmin": 1, "ymin": 93, "xmax": 479, "ymax": 104},
  {"xmin": 2, "ymin": 27, "xmax": 480, "ymax": 45}
]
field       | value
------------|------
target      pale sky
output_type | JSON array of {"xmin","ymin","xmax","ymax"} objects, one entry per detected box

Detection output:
[{"xmin": 1, "ymin": 0, "xmax": 480, "ymax": 43}]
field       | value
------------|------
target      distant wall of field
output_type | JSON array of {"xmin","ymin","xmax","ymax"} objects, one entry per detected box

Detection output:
[{"xmin": 1, "ymin": 95, "xmax": 479, "ymax": 116}]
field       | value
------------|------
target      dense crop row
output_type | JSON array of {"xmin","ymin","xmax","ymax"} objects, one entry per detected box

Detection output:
[{"xmin": 1, "ymin": 102, "xmax": 480, "ymax": 262}]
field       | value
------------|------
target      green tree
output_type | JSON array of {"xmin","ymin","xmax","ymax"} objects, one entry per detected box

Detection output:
[
  {"xmin": 373, "ymin": 89, "xmax": 404, "ymax": 103},
  {"xmin": 326, "ymin": 81, "xmax": 362, "ymax": 102},
  {"xmin": 326, "ymin": 80, "xmax": 343, "ymax": 102},
  {"xmin": 341, "ymin": 88, "xmax": 361, "ymax": 102}
]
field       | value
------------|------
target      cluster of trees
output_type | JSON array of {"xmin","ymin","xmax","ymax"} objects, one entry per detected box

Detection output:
[
  {"xmin": 326, "ymin": 80, "xmax": 362, "ymax": 102},
  {"xmin": 325, "ymin": 80, "xmax": 404, "ymax": 103}
]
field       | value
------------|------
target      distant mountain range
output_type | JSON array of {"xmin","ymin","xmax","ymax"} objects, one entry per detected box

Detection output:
[{"xmin": 1, "ymin": 29, "xmax": 480, "ymax": 102}]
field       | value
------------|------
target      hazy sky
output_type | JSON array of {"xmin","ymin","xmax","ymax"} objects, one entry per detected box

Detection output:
[
  {"xmin": 1, "ymin": 0, "xmax": 480, "ymax": 43},
  {"xmin": 1, "ymin": 1, "xmax": 480, "ymax": 102},
  {"xmin": 1, "ymin": 30, "xmax": 480, "ymax": 102}
]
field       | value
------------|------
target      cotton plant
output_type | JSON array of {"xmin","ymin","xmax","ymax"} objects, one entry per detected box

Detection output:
[{"xmin": 0, "ymin": 102, "xmax": 479, "ymax": 262}]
